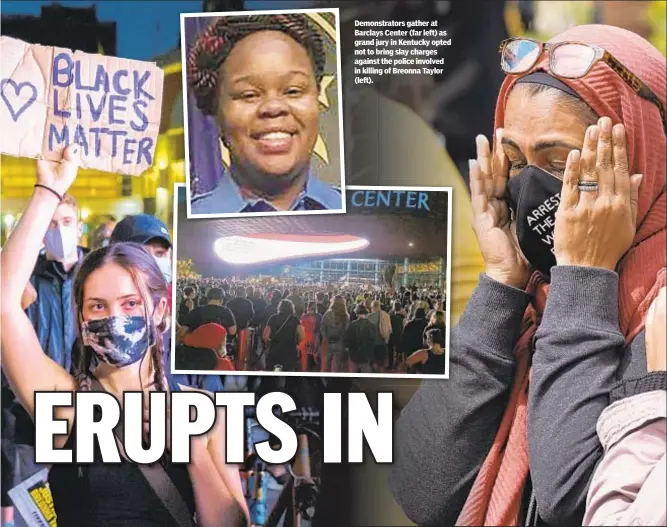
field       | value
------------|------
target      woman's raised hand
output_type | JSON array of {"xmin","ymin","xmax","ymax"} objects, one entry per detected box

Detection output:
[
  {"xmin": 646, "ymin": 286, "xmax": 666, "ymax": 372},
  {"xmin": 470, "ymin": 130, "xmax": 530, "ymax": 289},
  {"xmin": 36, "ymin": 145, "xmax": 80, "ymax": 197},
  {"xmin": 554, "ymin": 117, "xmax": 641, "ymax": 271}
]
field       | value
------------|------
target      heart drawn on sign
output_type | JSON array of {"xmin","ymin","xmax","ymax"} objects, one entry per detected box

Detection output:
[{"xmin": 1, "ymin": 78, "xmax": 38, "ymax": 122}]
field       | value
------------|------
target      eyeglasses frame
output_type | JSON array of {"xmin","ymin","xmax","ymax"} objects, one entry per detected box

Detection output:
[{"xmin": 498, "ymin": 37, "xmax": 666, "ymax": 135}]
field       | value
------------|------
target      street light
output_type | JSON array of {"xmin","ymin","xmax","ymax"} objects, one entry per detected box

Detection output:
[{"xmin": 408, "ymin": 242, "xmax": 414, "ymax": 247}]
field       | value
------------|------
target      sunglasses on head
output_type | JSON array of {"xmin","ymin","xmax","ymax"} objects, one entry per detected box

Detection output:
[{"xmin": 499, "ymin": 37, "xmax": 667, "ymax": 135}]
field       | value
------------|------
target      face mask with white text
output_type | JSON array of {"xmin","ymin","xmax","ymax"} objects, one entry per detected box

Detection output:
[{"xmin": 506, "ymin": 165, "xmax": 563, "ymax": 276}]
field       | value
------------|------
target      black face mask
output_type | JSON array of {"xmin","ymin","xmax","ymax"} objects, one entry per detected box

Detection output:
[{"xmin": 506, "ymin": 165, "xmax": 563, "ymax": 276}]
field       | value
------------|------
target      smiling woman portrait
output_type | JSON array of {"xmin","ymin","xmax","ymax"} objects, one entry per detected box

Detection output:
[{"xmin": 185, "ymin": 12, "xmax": 344, "ymax": 216}]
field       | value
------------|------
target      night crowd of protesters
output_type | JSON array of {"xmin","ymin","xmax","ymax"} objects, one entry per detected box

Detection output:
[{"xmin": 174, "ymin": 278, "xmax": 448, "ymax": 375}]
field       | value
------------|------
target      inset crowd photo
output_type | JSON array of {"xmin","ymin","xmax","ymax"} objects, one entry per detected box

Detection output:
[{"xmin": 172, "ymin": 184, "xmax": 452, "ymax": 378}]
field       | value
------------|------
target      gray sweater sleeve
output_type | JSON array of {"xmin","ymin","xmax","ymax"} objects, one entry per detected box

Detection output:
[
  {"xmin": 390, "ymin": 274, "xmax": 531, "ymax": 526},
  {"xmin": 528, "ymin": 266, "xmax": 635, "ymax": 526}
]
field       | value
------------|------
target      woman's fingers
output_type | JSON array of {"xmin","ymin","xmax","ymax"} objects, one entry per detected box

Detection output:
[
  {"xmin": 469, "ymin": 159, "xmax": 488, "ymax": 216},
  {"xmin": 595, "ymin": 117, "xmax": 615, "ymax": 196},
  {"xmin": 612, "ymin": 124, "xmax": 630, "ymax": 197},
  {"xmin": 476, "ymin": 134, "xmax": 494, "ymax": 199},
  {"xmin": 578, "ymin": 124, "xmax": 600, "ymax": 206},
  {"xmin": 560, "ymin": 149, "xmax": 581, "ymax": 210},
  {"xmin": 492, "ymin": 128, "xmax": 510, "ymax": 196}
]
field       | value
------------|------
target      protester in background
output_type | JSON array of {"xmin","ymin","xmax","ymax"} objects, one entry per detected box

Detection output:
[
  {"xmin": 392, "ymin": 24, "xmax": 666, "ymax": 527},
  {"xmin": 183, "ymin": 323, "xmax": 236, "ymax": 372},
  {"xmin": 178, "ymin": 286, "xmax": 197, "ymax": 326},
  {"xmin": 90, "ymin": 215, "xmax": 117, "ymax": 250},
  {"xmin": 197, "ymin": 286, "xmax": 209, "ymax": 307},
  {"xmin": 299, "ymin": 302, "xmax": 320, "ymax": 371},
  {"xmin": 406, "ymin": 294, "xmax": 421, "ymax": 319},
  {"xmin": 344, "ymin": 305, "xmax": 381, "ymax": 374},
  {"xmin": 405, "ymin": 328, "xmax": 448, "ymax": 376},
  {"xmin": 111, "ymin": 213, "xmax": 173, "ymax": 284},
  {"xmin": 263, "ymin": 299, "xmax": 304, "ymax": 371},
  {"xmin": 187, "ymin": 13, "xmax": 342, "ymax": 214},
  {"xmin": 226, "ymin": 286, "xmax": 255, "ymax": 332},
  {"xmin": 0, "ymin": 149, "xmax": 248, "ymax": 526},
  {"xmin": 388, "ymin": 301, "xmax": 406, "ymax": 370},
  {"xmin": 179, "ymin": 287, "xmax": 237, "ymax": 338},
  {"xmin": 321, "ymin": 295, "xmax": 350, "ymax": 373},
  {"xmin": 427, "ymin": 298, "xmax": 445, "ymax": 321},
  {"xmin": 400, "ymin": 308, "xmax": 429, "ymax": 360},
  {"xmin": 2, "ymin": 191, "xmax": 86, "ymax": 527},
  {"xmin": 316, "ymin": 292, "xmax": 328, "ymax": 317},
  {"xmin": 584, "ymin": 286, "xmax": 666, "ymax": 526},
  {"xmin": 423, "ymin": 310, "xmax": 447, "ymax": 346},
  {"xmin": 250, "ymin": 288, "xmax": 267, "ymax": 328},
  {"xmin": 264, "ymin": 289, "xmax": 282, "ymax": 321},
  {"xmin": 221, "ymin": 282, "xmax": 232, "ymax": 304},
  {"xmin": 287, "ymin": 290, "xmax": 305, "ymax": 319},
  {"xmin": 367, "ymin": 300, "xmax": 391, "ymax": 372}
]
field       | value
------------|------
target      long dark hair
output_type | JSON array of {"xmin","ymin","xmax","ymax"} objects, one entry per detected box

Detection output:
[
  {"xmin": 327, "ymin": 294, "xmax": 349, "ymax": 326},
  {"xmin": 72, "ymin": 242, "xmax": 168, "ymax": 391}
]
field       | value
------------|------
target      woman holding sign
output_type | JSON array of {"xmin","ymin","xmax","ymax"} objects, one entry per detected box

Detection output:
[
  {"xmin": 0, "ymin": 147, "xmax": 248, "ymax": 527},
  {"xmin": 186, "ymin": 13, "xmax": 342, "ymax": 215},
  {"xmin": 391, "ymin": 24, "xmax": 666, "ymax": 527}
]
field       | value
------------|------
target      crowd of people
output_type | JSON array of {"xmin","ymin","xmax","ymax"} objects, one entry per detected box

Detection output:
[
  {"xmin": 174, "ymin": 278, "xmax": 449, "ymax": 375},
  {"xmin": 0, "ymin": 154, "xmax": 252, "ymax": 526}
]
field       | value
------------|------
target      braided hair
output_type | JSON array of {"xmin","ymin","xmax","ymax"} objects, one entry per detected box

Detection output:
[
  {"xmin": 187, "ymin": 13, "xmax": 326, "ymax": 116},
  {"xmin": 72, "ymin": 242, "xmax": 169, "ymax": 393}
]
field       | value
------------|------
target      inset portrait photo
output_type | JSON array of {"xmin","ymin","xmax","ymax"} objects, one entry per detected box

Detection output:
[{"xmin": 181, "ymin": 8, "xmax": 346, "ymax": 218}]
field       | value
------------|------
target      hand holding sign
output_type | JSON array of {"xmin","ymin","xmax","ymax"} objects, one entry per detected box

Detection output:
[
  {"xmin": 0, "ymin": 36, "xmax": 164, "ymax": 176},
  {"xmin": 36, "ymin": 145, "xmax": 80, "ymax": 198}
]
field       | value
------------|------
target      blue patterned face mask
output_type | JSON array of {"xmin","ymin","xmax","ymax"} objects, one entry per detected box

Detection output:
[{"xmin": 82, "ymin": 315, "xmax": 154, "ymax": 368}]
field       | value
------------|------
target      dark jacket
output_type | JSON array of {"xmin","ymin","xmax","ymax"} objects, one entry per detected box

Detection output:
[
  {"xmin": 344, "ymin": 318, "xmax": 380, "ymax": 364},
  {"xmin": 400, "ymin": 317, "xmax": 428, "ymax": 356},
  {"xmin": 27, "ymin": 250, "xmax": 86, "ymax": 371},
  {"xmin": 390, "ymin": 268, "xmax": 648, "ymax": 527},
  {"xmin": 226, "ymin": 296, "xmax": 255, "ymax": 330},
  {"xmin": 2, "ymin": 249, "xmax": 84, "ymax": 454}
]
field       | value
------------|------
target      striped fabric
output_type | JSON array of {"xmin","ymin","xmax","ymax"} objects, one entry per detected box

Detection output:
[{"xmin": 459, "ymin": 25, "xmax": 666, "ymax": 525}]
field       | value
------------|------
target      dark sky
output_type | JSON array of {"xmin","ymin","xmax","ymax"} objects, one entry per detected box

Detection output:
[{"xmin": 1, "ymin": 0, "xmax": 305, "ymax": 60}]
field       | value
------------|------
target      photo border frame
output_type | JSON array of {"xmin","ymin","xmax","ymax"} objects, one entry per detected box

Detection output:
[
  {"xmin": 170, "ymin": 183, "xmax": 453, "ymax": 379},
  {"xmin": 179, "ymin": 8, "xmax": 348, "ymax": 220}
]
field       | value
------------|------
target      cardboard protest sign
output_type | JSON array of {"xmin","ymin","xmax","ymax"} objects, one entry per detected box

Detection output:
[{"xmin": 0, "ymin": 36, "xmax": 164, "ymax": 176}]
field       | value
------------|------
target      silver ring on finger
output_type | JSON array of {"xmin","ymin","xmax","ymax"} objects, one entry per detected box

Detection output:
[{"xmin": 577, "ymin": 180, "xmax": 599, "ymax": 192}]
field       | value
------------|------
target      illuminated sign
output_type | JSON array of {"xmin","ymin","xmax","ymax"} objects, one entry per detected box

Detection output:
[
  {"xmin": 350, "ymin": 190, "xmax": 431, "ymax": 211},
  {"xmin": 214, "ymin": 234, "xmax": 369, "ymax": 265}
]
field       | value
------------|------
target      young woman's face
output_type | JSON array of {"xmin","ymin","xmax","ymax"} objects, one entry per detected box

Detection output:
[
  {"xmin": 502, "ymin": 87, "xmax": 590, "ymax": 179},
  {"xmin": 218, "ymin": 30, "xmax": 320, "ymax": 180},
  {"xmin": 82, "ymin": 263, "xmax": 166, "ymax": 326}
]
